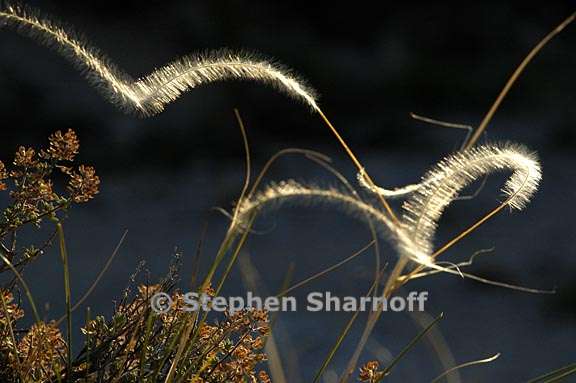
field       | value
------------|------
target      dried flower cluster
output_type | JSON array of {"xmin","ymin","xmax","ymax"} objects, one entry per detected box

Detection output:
[
  {"xmin": 1, "ymin": 281, "xmax": 273, "ymax": 382},
  {"xmin": 0, "ymin": 289, "xmax": 23, "ymax": 323},
  {"xmin": 0, "ymin": 289, "xmax": 24, "ymax": 366},
  {"xmin": 0, "ymin": 130, "xmax": 100, "ymax": 380},
  {"xmin": 358, "ymin": 360, "xmax": 382, "ymax": 382},
  {"xmin": 190, "ymin": 309, "xmax": 270, "ymax": 382},
  {"xmin": 0, "ymin": 129, "xmax": 99, "ymax": 273},
  {"xmin": 1, "ymin": 289, "xmax": 67, "ymax": 382},
  {"xmin": 1, "ymin": 128, "xmax": 99, "ymax": 226},
  {"xmin": 0, "ymin": 161, "xmax": 9, "ymax": 192},
  {"xmin": 65, "ymin": 165, "xmax": 101, "ymax": 203},
  {"xmin": 0, "ymin": 130, "xmax": 271, "ymax": 383},
  {"xmin": 74, "ymin": 284, "xmax": 272, "ymax": 382},
  {"xmin": 43, "ymin": 129, "xmax": 80, "ymax": 161},
  {"xmin": 15, "ymin": 321, "xmax": 67, "ymax": 381}
]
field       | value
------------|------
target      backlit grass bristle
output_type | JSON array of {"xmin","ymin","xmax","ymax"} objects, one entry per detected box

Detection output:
[{"xmin": 0, "ymin": 1, "xmax": 319, "ymax": 116}]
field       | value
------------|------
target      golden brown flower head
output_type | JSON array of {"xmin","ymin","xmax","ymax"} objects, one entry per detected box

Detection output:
[
  {"xmin": 359, "ymin": 360, "xmax": 381, "ymax": 382},
  {"xmin": 0, "ymin": 289, "xmax": 24, "ymax": 322},
  {"xmin": 37, "ymin": 179, "xmax": 56, "ymax": 201},
  {"xmin": 13, "ymin": 147, "xmax": 36, "ymax": 167},
  {"xmin": 258, "ymin": 371, "xmax": 271, "ymax": 383},
  {"xmin": 44, "ymin": 129, "xmax": 80, "ymax": 161},
  {"xmin": 137, "ymin": 284, "xmax": 162, "ymax": 298},
  {"xmin": 17, "ymin": 321, "xmax": 67, "ymax": 381},
  {"xmin": 0, "ymin": 161, "xmax": 7, "ymax": 191},
  {"xmin": 68, "ymin": 165, "xmax": 100, "ymax": 202},
  {"xmin": 202, "ymin": 283, "xmax": 216, "ymax": 297}
]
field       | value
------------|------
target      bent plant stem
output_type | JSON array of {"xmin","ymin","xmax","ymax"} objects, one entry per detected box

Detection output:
[
  {"xmin": 248, "ymin": 148, "xmax": 332, "ymax": 198},
  {"xmin": 408, "ymin": 310, "xmax": 461, "ymax": 383},
  {"xmin": 430, "ymin": 353, "xmax": 500, "ymax": 383},
  {"xmin": 465, "ymin": 11, "xmax": 576, "ymax": 149},
  {"xmin": 316, "ymin": 108, "xmax": 399, "ymax": 224},
  {"xmin": 432, "ymin": 200, "xmax": 509, "ymax": 259}
]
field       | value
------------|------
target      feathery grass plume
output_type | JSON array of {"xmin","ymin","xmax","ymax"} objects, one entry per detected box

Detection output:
[
  {"xmin": 401, "ymin": 142, "xmax": 542, "ymax": 259},
  {"xmin": 233, "ymin": 180, "xmax": 430, "ymax": 265},
  {"xmin": 239, "ymin": 142, "xmax": 541, "ymax": 269},
  {"xmin": 0, "ymin": 1, "xmax": 319, "ymax": 116},
  {"xmin": 358, "ymin": 168, "xmax": 425, "ymax": 198}
]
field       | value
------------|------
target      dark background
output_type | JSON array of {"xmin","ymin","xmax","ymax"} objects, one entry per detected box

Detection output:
[{"xmin": 1, "ymin": 1, "xmax": 575, "ymax": 381}]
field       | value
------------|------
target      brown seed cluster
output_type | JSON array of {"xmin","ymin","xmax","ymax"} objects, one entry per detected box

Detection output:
[
  {"xmin": 76, "ymin": 285, "xmax": 273, "ymax": 382},
  {"xmin": 1, "ymin": 290, "xmax": 67, "ymax": 382},
  {"xmin": 0, "ymin": 129, "xmax": 99, "ymax": 237},
  {"xmin": 0, "ymin": 161, "xmax": 8, "ymax": 192},
  {"xmin": 43, "ymin": 129, "xmax": 80, "ymax": 161},
  {"xmin": 0, "ymin": 291, "xmax": 19, "ymax": 376},
  {"xmin": 196, "ymin": 308, "xmax": 270, "ymax": 383},
  {"xmin": 0, "ymin": 289, "xmax": 23, "ymax": 322},
  {"xmin": 66, "ymin": 165, "xmax": 100, "ymax": 203},
  {"xmin": 16, "ymin": 321, "xmax": 67, "ymax": 382},
  {"xmin": 358, "ymin": 360, "xmax": 383, "ymax": 382}
]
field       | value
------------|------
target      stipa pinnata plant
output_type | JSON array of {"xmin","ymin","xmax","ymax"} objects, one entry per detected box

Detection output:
[
  {"xmin": 227, "ymin": 142, "xmax": 545, "ymax": 383},
  {"xmin": 234, "ymin": 142, "xmax": 542, "ymax": 271},
  {"xmin": 0, "ymin": 2, "xmax": 573, "ymax": 382},
  {"xmin": 225, "ymin": 141, "xmax": 544, "ymax": 382},
  {"xmin": 0, "ymin": 1, "xmax": 389, "ymax": 220},
  {"xmin": 0, "ymin": 1, "xmax": 318, "ymax": 116},
  {"xmin": 232, "ymin": 180, "xmax": 413, "ymax": 257},
  {"xmin": 0, "ymin": 0, "xmax": 407, "ymax": 239},
  {"xmin": 378, "ymin": 143, "xmax": 540, "ymax": 261}
]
